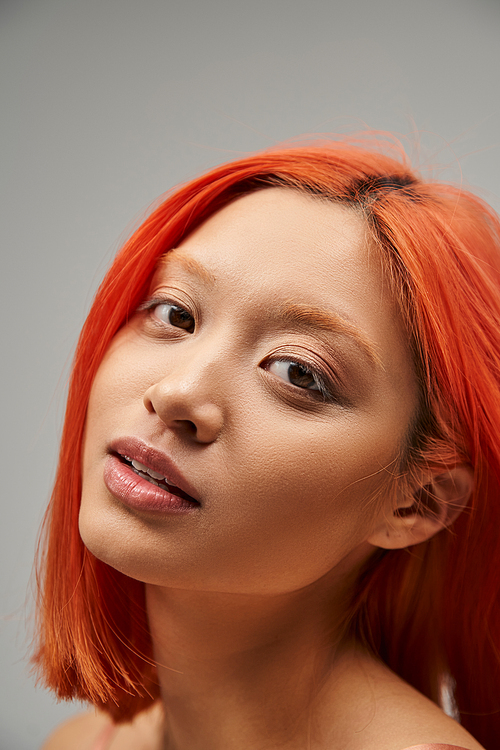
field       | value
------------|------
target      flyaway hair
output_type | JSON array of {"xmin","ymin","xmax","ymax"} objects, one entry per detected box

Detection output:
[{"xmin": 32, "ymin": 135, "xmax": 500, "ymax": 749}]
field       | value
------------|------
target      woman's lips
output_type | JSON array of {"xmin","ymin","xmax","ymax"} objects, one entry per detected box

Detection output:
[{"xmin": 103, "ymin": 437, "xmax": 200, "ymax": 513}]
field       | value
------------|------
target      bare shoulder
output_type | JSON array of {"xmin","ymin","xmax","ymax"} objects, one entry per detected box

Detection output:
[
  {"xmin": 41, "ymin": 703, "xmax": 163, "ymax": 750},
  {"xmin": 369, "ymin": 675, "xmax": 485, "ymax": 750},
  {"xmin": 40, "ymin": 710, "xmax": 109, "ymax": 750},
  {"xmin": 326, "ymin": 650, "xmax": 485, "ymax": 750}
]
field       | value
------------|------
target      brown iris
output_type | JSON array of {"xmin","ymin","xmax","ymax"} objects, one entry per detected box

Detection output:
[{"xmin": 168, "ymin": 305, "xmax": 195, "ymax": 333}]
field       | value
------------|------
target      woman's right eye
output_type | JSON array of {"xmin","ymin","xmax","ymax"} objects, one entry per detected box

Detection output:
[
  {"xmin": 267, "ymin": 360, "xmax": 322, "ymax": 392},
  {"xmin": 152, "ymin": 302, "xmax": 195, "ymax": 333}
]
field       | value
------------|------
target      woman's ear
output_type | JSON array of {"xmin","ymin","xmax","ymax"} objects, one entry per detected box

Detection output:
[{"xmin": 367, "ymin": 464, "xmax": 474, "ymax": 550}]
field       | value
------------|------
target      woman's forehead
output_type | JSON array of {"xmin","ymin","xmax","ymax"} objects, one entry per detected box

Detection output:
[
  {"xmin": 151, "ymin": 189, "xmax": 414, "ymax": 396},
  {"xmin": 157, "ymin": 189, "xmax": 381, "ymax": 326},
  {"xmin": 179, "ymin": 188, "xmax": 370, "ymax": 269}
]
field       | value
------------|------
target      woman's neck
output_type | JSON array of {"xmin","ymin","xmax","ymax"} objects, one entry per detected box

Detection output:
[{"xmin": 145, "ymin": 569, "xmax": 361, "ymax": 750}]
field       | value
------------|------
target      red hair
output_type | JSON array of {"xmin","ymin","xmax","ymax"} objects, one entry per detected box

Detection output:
[{"xmin": 32, "ymin": 135, "xmax": 500, "ymax": 748}]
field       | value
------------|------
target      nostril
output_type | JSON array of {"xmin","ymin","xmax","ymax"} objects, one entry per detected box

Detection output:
[
  {"xmin": 170, "ymin": 419, "xmax": 198, "ymax": 437},
  {"xmin": 185, "ymin": 420, "xmax": 197, "ymax": 435},
  {"xmin": 143, "ymin": 382, "xmax": 224, "ymax": 443},
  {"xmin": 143, "ymin": 392, "xmax": 156, "ymax": 414}
]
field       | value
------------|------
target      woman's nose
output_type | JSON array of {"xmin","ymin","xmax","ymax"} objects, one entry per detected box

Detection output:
[{"xmin": 142, "ymin": 351, "xmax": 225, "ymax": 444}]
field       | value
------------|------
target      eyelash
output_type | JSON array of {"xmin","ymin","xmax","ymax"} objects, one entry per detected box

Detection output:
[
  {"xmin": 263, "ymin": 355, "xmax": 342, "ymax": 404},
  {"xmin": 137, "ymin": 296, "xmax": 342, "ymax": 404},
  {"xmin": 137, "ymin": 296, "xmax": 196, "ymax": 334}
]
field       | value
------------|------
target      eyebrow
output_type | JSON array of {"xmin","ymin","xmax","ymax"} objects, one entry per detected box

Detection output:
[
  {"xmin": 277, "ymin": 302, "xmax": 382, "ymax": 368},
  {"xmin": 156, "ymin": 253, "xmax": 381, "ymax": 368},
  {"xmin": 156, "ymin": 252, "xmax": 216, "ymax": 286}
]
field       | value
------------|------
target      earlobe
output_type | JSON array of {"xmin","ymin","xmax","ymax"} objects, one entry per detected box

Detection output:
[{"xmin": 368, "ymin": 464, "xmax": 474, "ymax": 550}]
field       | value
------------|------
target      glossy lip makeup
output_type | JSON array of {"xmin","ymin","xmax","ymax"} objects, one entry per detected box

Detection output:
[{"xmin": 103, "ymin": 436, "xmax": 200, "ymax": 514}]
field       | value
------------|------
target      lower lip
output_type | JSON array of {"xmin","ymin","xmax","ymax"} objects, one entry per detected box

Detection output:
[{"xmin": 103, "ymin": 454, "xmax": 199, "ymax": 514}]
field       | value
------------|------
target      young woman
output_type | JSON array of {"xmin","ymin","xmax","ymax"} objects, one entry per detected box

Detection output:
[{"xmin": 35, "ymin": 136, "xmax": 500, "ymax": 750}]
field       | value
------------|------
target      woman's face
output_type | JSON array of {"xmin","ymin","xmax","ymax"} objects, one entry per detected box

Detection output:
[{"xmin": 80, "ymin": 188, "xmax": 418, "ymax": 595}]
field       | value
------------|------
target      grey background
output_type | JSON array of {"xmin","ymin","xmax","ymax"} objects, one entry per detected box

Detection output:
[{"xmin": 1, "ymin": 0, "xmax": 500, "ymax": 747}]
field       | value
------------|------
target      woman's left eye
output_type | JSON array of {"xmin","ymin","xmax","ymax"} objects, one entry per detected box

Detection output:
[{"xmin": 267, "ymin": 360, "xmax": 321, "ymax": 392}]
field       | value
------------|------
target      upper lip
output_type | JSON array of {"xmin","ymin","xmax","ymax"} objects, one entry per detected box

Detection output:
[{"xmin": 109, "ymin": 436, "xmax": 199, "ymax": 503}]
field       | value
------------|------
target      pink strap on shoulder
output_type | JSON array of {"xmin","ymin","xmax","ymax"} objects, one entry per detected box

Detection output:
[
  {"xmin": 402, "ymin": 744, "xmax": 471, "ymax": 749},
  {"xmin": 91, "ymin": 723, "xmax": 117, "ymax": 750}
]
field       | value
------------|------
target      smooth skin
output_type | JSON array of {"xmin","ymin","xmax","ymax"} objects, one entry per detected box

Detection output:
[{"xmin": 45, "ymin": 189, "xmax": 479, "ymax": 749}]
